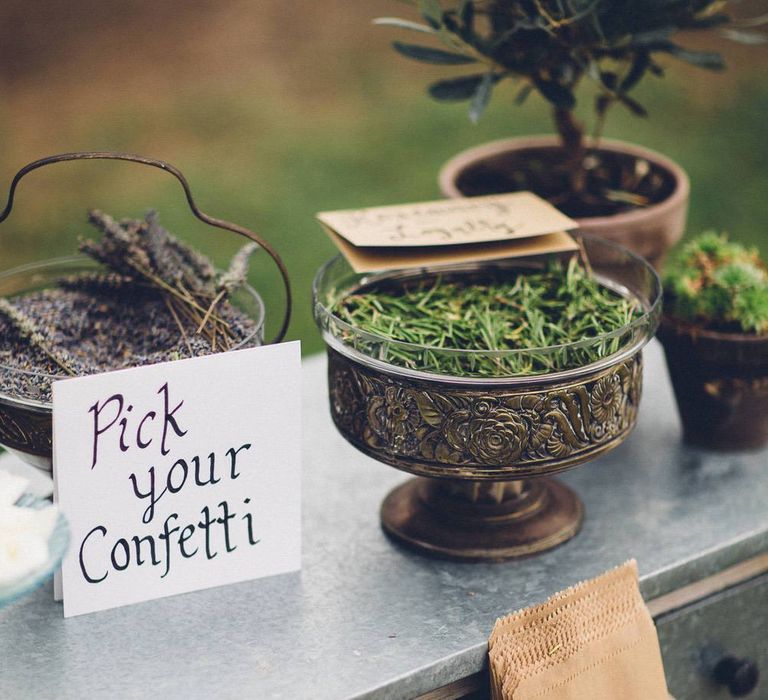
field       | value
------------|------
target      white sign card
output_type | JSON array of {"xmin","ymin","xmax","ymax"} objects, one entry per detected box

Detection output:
[{"xmin": 53, "ymin": 342, "xmax": 301, "ymax": 617}]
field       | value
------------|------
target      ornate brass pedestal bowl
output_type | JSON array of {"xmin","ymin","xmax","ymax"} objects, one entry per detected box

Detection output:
[
  {"xmin": 314, "ymin": 235, "xmax": 661, "ymax": 561},
  {"xmin": 0, "ymin": 256, "xmax": 266, "ymax": 473}
]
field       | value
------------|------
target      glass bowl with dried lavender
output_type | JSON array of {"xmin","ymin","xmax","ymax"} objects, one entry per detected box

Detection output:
[
  {"xmin": 0, "ymin": 210, "xmax": 265, "ymax": 471},
  {"xmin": 313, "ymin": 234, "xmax": 661, "ymax": 562}
]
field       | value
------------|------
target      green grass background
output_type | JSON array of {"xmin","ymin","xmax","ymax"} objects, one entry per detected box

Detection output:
[{"xmin": 0, "ymin": 1, "xmax": 766, "ymax": 353}]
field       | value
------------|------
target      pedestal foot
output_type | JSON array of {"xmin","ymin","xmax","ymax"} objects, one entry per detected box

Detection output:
[{"xmin": 380, "ymin": 477, "xmax": 583, "ymax": 562}]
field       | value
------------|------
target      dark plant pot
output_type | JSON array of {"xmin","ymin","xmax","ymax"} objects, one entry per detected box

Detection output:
[
  {"xmin": 439, "ymin": 136, "xmax": 690, "ymax": 269},
  {"xmin": 657, "ymin": 317, "xmax": 768, "ymax": 450}
]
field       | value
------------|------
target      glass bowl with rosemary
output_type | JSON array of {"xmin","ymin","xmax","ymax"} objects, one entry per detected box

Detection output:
[
  {"xmin": 0, "ymin": 210, "xmax": 265, "ymax": 472},
  {"xmin": 313, "ymin": 234, "xmax": 661, "ymax": 562}
]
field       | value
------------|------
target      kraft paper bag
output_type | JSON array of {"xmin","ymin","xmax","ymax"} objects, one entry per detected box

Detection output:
[{"xmin": 489, "ymin": 560, "xmax": 670, "ymax": 700}]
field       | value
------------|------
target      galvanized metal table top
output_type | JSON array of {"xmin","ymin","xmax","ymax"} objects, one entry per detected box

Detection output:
[{"xmin": 2, "ymin": 340, "xmax": 768, "ymax": 700}]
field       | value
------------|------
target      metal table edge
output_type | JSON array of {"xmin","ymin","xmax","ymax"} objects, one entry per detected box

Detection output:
[{"xmin": 349, "ymin": 527, "xmax": 768, "ymax": 700}]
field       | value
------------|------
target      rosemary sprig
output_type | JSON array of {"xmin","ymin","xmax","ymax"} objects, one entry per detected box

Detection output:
[{"xmin": 331, "ymin": 257, "xmax": 641, "ymax": 377}]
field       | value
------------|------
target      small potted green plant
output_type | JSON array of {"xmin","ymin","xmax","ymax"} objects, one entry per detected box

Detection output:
[
  {"xmin": 377, "ymin": 1, "xmax": 763, "ymax": 266},
  {"xmin": 659, "ymin": 232, "xmax": 768, "ymax": 450}
]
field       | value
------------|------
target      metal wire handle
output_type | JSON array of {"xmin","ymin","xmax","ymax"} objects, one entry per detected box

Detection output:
[{"xmin": 0, "ymin": 151, "xmax": 292, "ymax": 344}]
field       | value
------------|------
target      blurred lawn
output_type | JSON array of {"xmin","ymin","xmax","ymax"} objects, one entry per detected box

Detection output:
[{"xmin": 0, "ymin": 1, "xmax": 766, "ymax": 354}]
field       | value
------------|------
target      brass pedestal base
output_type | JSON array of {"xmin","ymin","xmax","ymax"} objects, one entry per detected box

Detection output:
[{"xmin": 380, "ymin": 477, "xmax": 583, "ymax": 562}]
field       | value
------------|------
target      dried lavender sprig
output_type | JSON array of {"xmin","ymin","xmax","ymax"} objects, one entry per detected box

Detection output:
[
  {"xmin": 144, "ymin": 211, "xmax": 216, "ymax": 296},
  {"xmin": 81, "ymin": 210, "xmax": 152, "ymax": 275},
  {"xmin": 217, "ymin": 243, "xmax": 258, "ymax": 294},
  {"xmin": 0, "ymin": 298, "xmax": 77, "ymax": 376},
  {"xmin": 58, "ymin": 271, "xmax": 136, "ymax": 293},
  {"xmin": 84, "ymin": 210, "xmax": 217, "ymax": 298},
  {"xmin": 196, "ymin": 242, "xmax": 259, "ymax": 340},
  {"xmin": 80, "ymin": 210, "xmax": 235, "ymax": 348}
]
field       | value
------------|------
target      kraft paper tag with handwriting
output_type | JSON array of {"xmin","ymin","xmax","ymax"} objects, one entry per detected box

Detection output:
[{"xmin": 317, "ymin": 192, "xmax": 580, "ymax": 272}]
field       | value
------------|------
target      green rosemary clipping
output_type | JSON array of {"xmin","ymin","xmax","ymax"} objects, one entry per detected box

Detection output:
[{"xmin": 331, "ymin": 257, "xmax": 641, "ymax": 377}]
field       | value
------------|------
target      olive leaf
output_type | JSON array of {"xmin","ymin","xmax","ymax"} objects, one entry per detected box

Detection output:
[
  {"xmin": 720, "ymin": 28, "xmax": 768, "ymax": 45},
  {"xmin": 393, "ymin": 41, "xmax": 476, "ymax": 65},
  {"xmin": 657, "ymin": 43, "xmax": 727, "ymax": 70},
  {"xmin": 418, "ymin": 0, "xmax": 443, "ymax": 27},
  {"xmin": 618, "ymin": 93, "xmax": 648, "ymax": 117},
  {"xmin": 469, "ymin": 72, "xmax": 496, "ymax": 123},
  {"xmin": 514, "ymin": 83, "xmax": 533, "ymax": 105},
  {"xmin": 429, "ymin": 74, "xmax": 486, "ymax": 101},
  {"xmin": 373, "ymin": 17, "xmax": 435, "ymax": 35},
  {"xmin": 620, "ymin": 53, "xmax": 651, "ymax": 92},
  {"xmin": 459, "ymin": 0, "xmax": 473, "ymax": 33}
]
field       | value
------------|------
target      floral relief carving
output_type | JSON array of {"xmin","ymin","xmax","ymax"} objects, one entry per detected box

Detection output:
[
  {"xmin": 365, "ymin": 386, "xmax": 424, "ymax": 456},
  {"xmin": 328, "ymin": 350, "xmax": 642, "ymax": 473}
]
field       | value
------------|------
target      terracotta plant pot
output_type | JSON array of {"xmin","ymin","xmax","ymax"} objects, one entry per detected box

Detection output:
[
  {"xmin": 657, "ymin": 316, "xmax": 768, "ymax": 450},
  {"xmin": 439, "ymin": 136, "xmax": 690, "ymax": 269}
]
